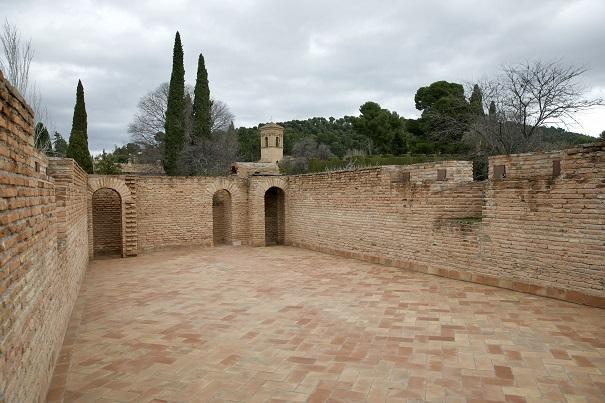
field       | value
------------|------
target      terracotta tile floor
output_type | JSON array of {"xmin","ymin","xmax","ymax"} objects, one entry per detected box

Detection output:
[{"xmin": 46, "ymin": 246, "xmax": 605, "ymax": 403}]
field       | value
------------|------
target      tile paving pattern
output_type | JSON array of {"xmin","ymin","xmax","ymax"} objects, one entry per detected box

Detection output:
[{"xmin": 47, "ymin": 246, "xmax": 605, "ymax": 402}]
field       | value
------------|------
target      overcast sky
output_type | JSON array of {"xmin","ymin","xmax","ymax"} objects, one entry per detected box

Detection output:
[{"xmin": 2, "ymin": 0, "xmax": 604, "ymax": 153}]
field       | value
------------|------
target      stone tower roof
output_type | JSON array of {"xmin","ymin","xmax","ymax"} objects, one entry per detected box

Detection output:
[{"xmin": 260, "ymin": 122, "xmax": 284, "ymax": 130}]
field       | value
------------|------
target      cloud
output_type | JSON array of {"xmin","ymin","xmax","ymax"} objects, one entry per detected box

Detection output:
[{"xmin": 2, "ymin": 0, "xmax": 604, "ymax": 153}]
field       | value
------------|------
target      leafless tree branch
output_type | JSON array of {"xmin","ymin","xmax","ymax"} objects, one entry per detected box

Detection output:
[{"xmin": 469, "ymin": 60, "xmax": 604, "ymax": 154}]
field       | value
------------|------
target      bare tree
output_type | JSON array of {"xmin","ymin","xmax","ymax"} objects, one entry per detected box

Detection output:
[
  {"xmin": 128, "ymin": 82, "xmax": 170, "ymax": 152},
  {"xmin": 1, "ymin": 19, "xmax": 52, "ymax": 149},
  {"xmin": 178, "ymin": 129, "xmax": 240, "ymax": 176},
  {"xmin": 0, "ymin": 19, "xmax": 33, "ymax": 97},
  {"xmin": 210, "ymin": 99, "xmax": 235, "ymax": 133},
  {"xmin": 468, "ymin": 61, "xmax": 604, "ymax": 154},
  {"xmin": 128, "ymin": 82, "xmax": 235, "ymax": 163},
  {"xmin": 292, "ymin": 137, "xmax": 333, "ymax": 160}
]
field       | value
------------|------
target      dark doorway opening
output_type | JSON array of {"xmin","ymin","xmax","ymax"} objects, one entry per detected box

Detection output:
[
  {"xmin": 264, "ymin": 187, "xmax": 285, "ymax": 245},
  {"xmin": 213, "ymin": 190, "xmax": 232, "ymax": 245}
]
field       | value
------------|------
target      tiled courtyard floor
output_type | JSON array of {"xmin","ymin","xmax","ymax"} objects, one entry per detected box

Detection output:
[{"xmin": 46, "ymin": 246, "xmax": 605, "ymax": 403}]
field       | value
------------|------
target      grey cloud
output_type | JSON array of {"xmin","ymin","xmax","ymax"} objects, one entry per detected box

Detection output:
[{"xmin": 2, "ymin": 0, "xmax": 604, "ymax": 153}]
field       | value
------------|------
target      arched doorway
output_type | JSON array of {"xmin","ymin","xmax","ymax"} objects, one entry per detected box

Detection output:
[
  {"xmin": 92, "ymin": 188, "xmax": 122, "ymax": 257},
  {"xmin": 264, "ymin": 187, "xmax": 285, "ymax": 245},
  {"xmin": 213, "ymin": 189, "xmax": 232, "ymax": 245}
]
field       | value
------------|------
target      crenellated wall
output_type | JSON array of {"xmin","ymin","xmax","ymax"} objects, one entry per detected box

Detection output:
[
  {"xmin": 282, "ymin": 145, "xmax": 604, "ymax": 307},
  {"xmin": 285, "ymin": 163, "xmax": 485, "ymax": 278},
  {"xmin": 480, "ymin": 143, "xmax": 605, "ymax": 305}
]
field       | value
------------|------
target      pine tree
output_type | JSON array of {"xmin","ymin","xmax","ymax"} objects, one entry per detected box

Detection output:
[
  {"xmin": 192, "ymin": 52, "xmax": 212, "ymax": 142},
  {"xmin": 53, "ymin": 132, "xmax": 68, "ymax": 157},
  {"xmin": 94, "ymin": 149, "xmax": 122, "ymax": 175},
  {"xmin": 163, "ymin": 31, "xmax": 186, "ymax": 175},
  {"xmin": 34, "ymin": 122, "xmax": 52, "ymax": 154},
  {"xmin": 469, "ymin": 84, "xmax": 484, "ymax": 116},
  {"xmin": 67, "ymin": 80, "xmax": 93, "ymax": 173}
]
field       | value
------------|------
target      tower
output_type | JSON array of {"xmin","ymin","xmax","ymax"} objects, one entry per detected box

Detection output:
[{"xmin": 259, "ymin": 123, "xmax": 284, "ymax": 163}]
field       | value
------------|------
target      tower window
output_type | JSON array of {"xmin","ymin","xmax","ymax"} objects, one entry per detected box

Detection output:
[
  {"xmin": 276, "ymin": 137, "xmax": 280, "ymax": 147},
  {"xmin": 265, "ymin": 137, "xmax": 268, "ymax": 148}
]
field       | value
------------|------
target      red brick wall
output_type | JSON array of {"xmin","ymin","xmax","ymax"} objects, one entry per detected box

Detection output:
[
  {"xmin": 92, "ymin": 188, "xmax": 122, "ymax": 256},
  {"xmin": 135, "ymin": 176, "xmax": 248, "ymax": 251},
  {"xmin": 480, "ymin": 143, "xmax": 605, "ymax": 305},
  {"xmin": 285, "ymin": 163, "xmax": 483, "ymax": 272},
  {"xmin": 0, "ymin": 72, "xmax": 89, "ymax": 402},
  {"xmin": 283, "ymin": 154, "xmax": 605, "ymax": 307}
]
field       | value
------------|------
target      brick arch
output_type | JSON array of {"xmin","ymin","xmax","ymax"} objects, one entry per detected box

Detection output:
[
  {"xmin": 87, "ymin": 176, "xmax": 137, "ymax": 258},
  {"xmin": 88, "ymin": 176, "xmax": 133, "ymax": 203},
  {"xmin": 204, "ymin": 179, "xmax": 242, "ymax": 198},
  {"xmin": 251, "ymin": 177, "xmax": 288, "ymax": 199}
]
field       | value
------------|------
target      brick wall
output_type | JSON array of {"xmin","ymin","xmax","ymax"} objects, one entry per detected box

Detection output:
[
  {"xmin": 92, "ymin": 188, "xmax": 122, "ymax": 256},
  {"xmin": 283, "ymin": 154, "xmax": 605, "ymax": 307},
  {"xmin": 135, "ymin": 176, "xmax": 249, "ymax": 250},
  {"xmin": 480, "ymin": 143, "xmax": 605, "ymax": 306},
  {"xmin": 285, "ymin": 163, "xmax": 484, "ymax": 272},
  {"xmin": 489, "ymin": 150, "xmax": 562, "ymax": 179},
  {"xmin": 0, "ymin": 72, "xmax": 89, "ymax": 402}
]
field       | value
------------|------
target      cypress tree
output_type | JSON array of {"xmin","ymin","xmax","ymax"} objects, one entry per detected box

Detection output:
[
  {"xmin": 67, "ymin": 80, "xmax": 93, "ymax": 173},
  {"xmin": 192, "ymin": 52, "xmax": 212, "ymax": 142},
  {"xmin": 469, "ymin": 84, "xmax": 484, "ymax": 116},
  {"xmin": 163, "ymin": 31, "xmax": 186, "ymax": 175}
]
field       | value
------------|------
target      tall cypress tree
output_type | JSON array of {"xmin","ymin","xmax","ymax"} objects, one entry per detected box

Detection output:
[
  {"xmin": 192, "ymin": 52, "xmax": 212, "ymax": 142},
  {"xmin": 163, "ymin": 31, "xmax": 186, "ymax": 175},
  {"xmin": 67, "ymin": 80, "xmax": 93, "ymax": 173},
  {"xmin": 469, "ymin": 84, "xmax": 484, "ymax": 116}
]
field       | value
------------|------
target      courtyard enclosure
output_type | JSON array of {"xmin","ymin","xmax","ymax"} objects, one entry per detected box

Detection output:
[
  {"xmin": 264, "ymin": 186, "xmax": 285, "ymax": 245},
  {"xmin": 1, "ymin": 71, "xmax": 605, "ymax": 402},
  {"xmin": 212, "ymin": 189, "xmax": 232, "ymax": 245},
  {"xmin": 92, "ymin": 188, "xmax": 122, "ymax": 256}
]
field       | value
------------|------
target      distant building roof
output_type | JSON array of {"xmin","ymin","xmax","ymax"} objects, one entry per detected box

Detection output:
[
  {"xmin": 231, "ymin": 161, "xmax": 280, "ymax": 177},
  {"xmin": 260, "ymin": 123, "xmax": 284, "ymax": 130},
  {"xmin": 118, "ymin": 162, "xmax": 165, "ymax": 175}
]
